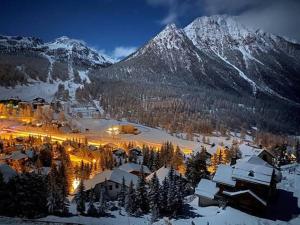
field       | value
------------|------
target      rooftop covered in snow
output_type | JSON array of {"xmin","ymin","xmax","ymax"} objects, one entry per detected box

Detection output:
[
  {"xmin": 195, "ymin": 178, "xmax": 220, "ymax": 199},
  {"xmin": 82, "ymin": 168, "xmax": 138, "ymax": 191},
  {"xmin": 213, "ymin": 164, "xmax": 236, "ymax": 187},
  {"xmin": 146, "ymin": 166, "xmax": 182, "ymax": 184}
]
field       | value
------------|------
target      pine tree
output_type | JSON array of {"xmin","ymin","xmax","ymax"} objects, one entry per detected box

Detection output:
[
  {"xmin": 171, "ymin": 146, "xmax": 184, "ymax": 170},
  {"xmin": 186, "ymin": 152, "xmax": 207, "ymax": 188},
  {"xmin": 173, "ymin": 174, "xmax": 184, "ymax": 215},
  {"xmin": 57, "ymin": 162, "xmax": 69, "ymax": 215},
  {"xmin": 125, "ymin": 180, "xmax": 136, "ymax": 215},
  {"xmin": 98, "ymin": 186, "xmax": 107, "ymax": 216},
  {"xmin": 148, "ymin": 172, "xmax": 160, "ymax": 217},
  {"xmin": 135, "ymin": 166, "xmax": 149, "ymax": 214},
  {"xmin": 159, "ymin": 177, "xmax": 169, "ymax": 214},
  {"xmin": 87, "ymin": 190, "xmax": 98, "ymax": 217},
  {"xmin": 0, "ymin": 171, "xmax": 7, "ymax": 215},
  {"xmin": 47, "ymin": 164, "xmax": 60, "ymax": 215},
  {"xmin": 167, "ymin": 167, "xmax": 176, "ymax": 214},
  {"xmin": 118, "ymin": 177, "xmax": 126, "ymax": 207},
  {"xmin": 75, "ymin": 179, "xmax": 86, "ymax": 215}
]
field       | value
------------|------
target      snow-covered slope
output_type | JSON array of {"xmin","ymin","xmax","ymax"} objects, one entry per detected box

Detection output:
[
  {"xmin": 0, "ymin": 35, "xmax": 113, "ymax": 101},
  {"xmin": 93, "ymin": 15, "xmax": 300, "ymax": 104},
  {"xmin": 184, "ymin": 15, "xmax": 300, "ymax": 102}
]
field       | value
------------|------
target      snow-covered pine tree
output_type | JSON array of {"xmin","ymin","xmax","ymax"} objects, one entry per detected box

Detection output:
[
  {"xmin": 47, "ymin": 164, "xmax": 60, "ymax": 215},
  {"xmin": 186, "ymin": 152, "xmax": 207, "ymax": 188},
  {"xmin": 57, "ymin": 161, "xmax": 70, "ymax": 215},
  {"xmin": 125, "ymin": 180, "xmax": 136, "ymax": 215},
  {"xmin": 98, "ymin": 186, "xmax": 107, "ymax": 216},
  {"xmin": 87, "ymin": 190, "xmax": 98, "ymax": 217},
  {"xmin": 75, "ymin": 179, "xmax": 86, "ymax": 215},
  {"xmin": 148, "ymin": 172, "xmax": 160, "ymax": 215},
  {"xmin": 167, "ymin": 167, "xmax": 177, "ymax": 214},
  {"xmin": 118, "ymin": 177, "xmax": 126, "ymax": 207},
  {"xmin": 135, "ymin": 166, "xmax": 149, "ymax": 214},
  {"xmin": 159, "ymin": 177, "xmax": 169, "ymax": 214},
  {"xmin": 173, "ymin": 174, "xmax": 184, "ymax": 215}
]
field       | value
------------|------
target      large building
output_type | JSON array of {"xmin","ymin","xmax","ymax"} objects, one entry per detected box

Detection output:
[
  {"xmin": 196, "ymin": 155, "xmax": 281, "ymax": 214},
  {"xmin": 79, "ymin": 168, "xmax": 138, "ymax": 199}
]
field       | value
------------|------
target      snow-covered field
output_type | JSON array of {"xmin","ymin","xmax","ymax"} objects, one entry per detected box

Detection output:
[{"xmin": 74, "ymin": 117, "xmax": 237, "ymax": 154}]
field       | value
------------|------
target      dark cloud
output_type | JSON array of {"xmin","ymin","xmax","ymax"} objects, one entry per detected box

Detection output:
[{"xmin": 146, "ymin": 0, "xmax": 300, "ymax": 41}]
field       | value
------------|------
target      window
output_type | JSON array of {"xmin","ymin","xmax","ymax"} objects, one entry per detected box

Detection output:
[
  {"xmin": 115, "ymin": 183, "xmax": 119, "ymax": 189},
  {"xmin": 109, "ymin": 185, "xmax": 113, "ymax": 190}
]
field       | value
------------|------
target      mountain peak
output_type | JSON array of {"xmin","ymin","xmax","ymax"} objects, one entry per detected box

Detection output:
[{"xmin": 185, "ymin": 15, "xmax": 253, "ymax": 42}]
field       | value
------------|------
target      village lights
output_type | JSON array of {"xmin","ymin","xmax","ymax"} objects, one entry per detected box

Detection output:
[
  {"xmin": 106, "ymin": 126, "xmax": 120, "ymax": 138},
  {"xmin": 72, "ymin": 178, "xmax": 80, "ymax": 191}
]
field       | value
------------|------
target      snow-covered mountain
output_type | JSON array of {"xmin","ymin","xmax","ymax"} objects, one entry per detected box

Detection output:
[
  {"xmin": 184, "ymin": 15, "xmax": 300, "ymax": 103},
  {"xmin": 0, "ymin": 35, "xmax": 113, "ymax": 101},
  {"xmin": 93, "ymin": 15, "xmax": 300, "ymax": 104}
]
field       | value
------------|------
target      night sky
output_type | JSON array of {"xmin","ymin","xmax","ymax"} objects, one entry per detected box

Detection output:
[{"xmin": 1, "ymin": 0, "xmax": 299, "ymax": 59}]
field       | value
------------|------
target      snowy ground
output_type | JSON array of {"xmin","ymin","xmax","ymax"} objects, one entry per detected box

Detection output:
[
  {"xmin": 73, "ymin": 117, "xmax": 238, "ymax": 154},
  {"xmin": 1, "ymin": 164, "xmax": 299, "ymax": 225}
]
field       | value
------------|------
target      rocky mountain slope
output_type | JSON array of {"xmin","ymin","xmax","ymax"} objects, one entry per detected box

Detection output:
[
  {"xmin": 0, "ymin": 35, "xmax": 113, "ymax": 101},
  {"xmin": 93, "ymin": 15, "xmax": 300, "ymax": 104}
]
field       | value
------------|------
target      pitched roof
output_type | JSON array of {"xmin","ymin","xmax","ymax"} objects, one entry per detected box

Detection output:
[
  {"xmin": 146, "ymin": 166, "xmax": 181, "ymax": 184},
  {"xmin": 83, "ymin": 168, "xmax": 138, "ymax": 191},
  {"xmin": 9, "ymin": 151, "xmax": 28, "ymax": 160},
  {"xmin": 223, "ymin": 189, "xmax": 267, "ymax": 206},
  {"xmin": 233, "ymin": 156, "xmax": 274, "ymax": 186},
  {"xmin": 119, "ymin": 163, "xmax": 151, "ymax": 174},
  {"xmin": 213, "ymin": 164, "xmax": 236, "ymax": 187},
  {"xmin": 195, "ymin": 178, "xmax": 220, "ymax": 199}
]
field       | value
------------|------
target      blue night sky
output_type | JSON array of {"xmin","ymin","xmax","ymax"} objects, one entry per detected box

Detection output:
[{"xmin": 1, "ymin": 0, "xmax": 299, "ymax": 59}]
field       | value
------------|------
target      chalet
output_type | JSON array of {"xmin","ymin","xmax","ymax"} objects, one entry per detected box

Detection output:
[
  {"xmin": 196, "ymin": 155, "xmax": 281, "ymax": 214},
  {"xmin": 119, "ymin": 163, "xmax": 151, "ymax": 176},
  {"xmin": 80, "ymin": 168, "xmax": 138, "ymax": 199}
]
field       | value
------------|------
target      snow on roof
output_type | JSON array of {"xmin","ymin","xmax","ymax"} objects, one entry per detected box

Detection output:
[
  {"xmin": 213, "ymin": 164, "xmax": 236, "ymax": 187},
  {"xmin": 119, "ymin": 163, "xmax": 151, "ymax": 174},
  {"xmin": 195, "ymin": 179, "xmax": 220, "ymax": 199},
  {"xmin": 146, "ymin": 166, "xmax": 181, "ymax": 184},
  {"xmin": 232, "ymin": 156, "xmax": 274, "ymax": 186},
  {"xmin": 9, "ymin": 151, "xmax": 28, "ymax": 160},
  {"xmin": 239, "ymin": 144, "xmax": 263, "ymax": 158},
  {"xmin": 223, "ymin": 190, "xmax": 267, "ymax": 206},
  {"xmin": 25, "ymin": 150, "xmax": 34, "ymax": 158},
  {"xmin": 83, "ymin": 168, "xmax": 138, "ymax": 191},
  {"xmin": 0, "ymin": 162, "xmax": 17, "ymax": 182}
]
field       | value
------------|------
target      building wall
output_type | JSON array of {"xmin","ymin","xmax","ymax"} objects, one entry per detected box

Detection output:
[
  {"xmin": 94, "ymin": 180, "xmax": 126, "ymax": 200},
  {"xmin": 198, "ymin": 196, "xmax": 219, "ymax": 207}
]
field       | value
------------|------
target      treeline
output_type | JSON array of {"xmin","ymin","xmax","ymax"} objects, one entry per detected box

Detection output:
[{"xmin": 78, "ymin": 80, "xmax": 300, "ymax": 135}]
